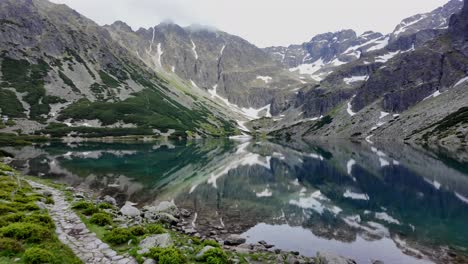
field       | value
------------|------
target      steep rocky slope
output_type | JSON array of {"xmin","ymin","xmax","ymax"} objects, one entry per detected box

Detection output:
[
  {"xmin": 270, "ymin": 0, "xmax": 468, "ymax": 150},
  {"xmin": 264, "ymin": 0, "xmax": 463, "ymax": 82},
  {"xmin": 0, "ymin": 0, "xmax": 249, "ymax": 138},
  {"xmin": 105, "ymin": 21, "xmax": 303, "ymax": 112}
]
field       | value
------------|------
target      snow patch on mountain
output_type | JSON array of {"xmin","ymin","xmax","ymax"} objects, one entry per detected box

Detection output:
[
  {"xmin": 256, "ymin": 76, "xmax": 272, "ymax": 83},
  {"xmin": 208, "ymin": 84, "xmax": 272, "ymax": 120},
  {"xmin": 347, "ymin": 96, "xmax": 357, "ymax": 116},
  {"xmin": 344, "ymin": 75, "xmax": 369, "ymax": 84},
  {"xmin": 289, "ymin": 58, "xmax": 324, "ymax": 77},
  {"xmin": 191, "ymin": 39, "xmax": 198, "ymax": 59},
  {"xmin": 343, "ymin": 190, "xmax": 370, "ymax": 200},
  {"xmin": 375, "ymin": 51, "xmax": 400, "ymax": 63}
]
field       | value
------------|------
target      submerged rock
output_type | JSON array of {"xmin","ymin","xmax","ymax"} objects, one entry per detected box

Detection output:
[{"xmin": 120, "ymin": 202, "xmax": 140, "ymax": 217}]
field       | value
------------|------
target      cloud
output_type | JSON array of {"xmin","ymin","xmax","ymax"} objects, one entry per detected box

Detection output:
[{"xmin": 50, "ymin": 0, "xmax": 449, "ymax": 47}]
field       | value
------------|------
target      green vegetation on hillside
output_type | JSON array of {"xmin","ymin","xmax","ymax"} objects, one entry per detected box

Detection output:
[
  {"xmin": 0, "ymin": 133, "xmax": 48, "ymax": 146},
  {"xmin": 0, "ymin": 89, "xmax": 25, "ymax": 118},
  {"xmin": 56, "ymin": 89, "xmax": 237, "ymax": 137},
  {"xmin": 0, "ymin": 56, "xmax": 53, "ymax": 120}
]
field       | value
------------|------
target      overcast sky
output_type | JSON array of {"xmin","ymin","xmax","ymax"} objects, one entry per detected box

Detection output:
[{"xmin": 50, "ymin": 0, "xmax": 449, "ymax": 47}]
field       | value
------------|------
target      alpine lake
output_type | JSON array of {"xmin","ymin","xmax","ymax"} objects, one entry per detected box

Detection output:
[{"xmin": 3, "ymin": 139, "xmax": 468, "ymax": 264}]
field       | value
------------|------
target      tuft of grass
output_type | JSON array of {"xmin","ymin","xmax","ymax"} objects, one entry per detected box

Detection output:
[
  {"xmin": 0, "ymin": 222, "xmax": 52, "ymax": 243},
  {"xmin": 146, "ymin": 247, "xmax": 186, "ymax": 264},
  {"xmin": 23, "ymin": 247, "xmax": 55, "ymax": 264},
  {"xmin": 0, "ymin": 237, "xmax": 23, "ymax": 257},
  {"xmin": 104, "ymin": 228, "xmax": 134, "ymax": 245},
  {"xmin": 89, "ymin": 213, "xmax": 113, "ymax": 226},
  {"xmin": 146, "ymin": 224, "xmax": 166, "ymax": 234}
]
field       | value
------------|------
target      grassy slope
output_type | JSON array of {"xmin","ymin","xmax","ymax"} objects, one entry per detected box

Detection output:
[
  {"xmin": 0, "ymin": 163, "xmax": 82, "ymax": 264},
  {"xmin": 0, "ymin": 55, "xmax": 237, "ymax": 138}
]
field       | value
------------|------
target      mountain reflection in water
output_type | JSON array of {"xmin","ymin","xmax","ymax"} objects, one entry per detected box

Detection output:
[{"xmin": 4, "ymin": 139, "xmax": 468, "ymax": 264}]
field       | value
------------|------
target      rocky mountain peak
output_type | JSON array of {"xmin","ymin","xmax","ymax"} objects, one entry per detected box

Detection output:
[{"xmin": 109, "ymin": 20, "xmax": 133, "ymax": 33}]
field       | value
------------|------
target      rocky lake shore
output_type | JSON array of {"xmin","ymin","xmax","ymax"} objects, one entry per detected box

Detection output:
[{"xmin": 0, "ymin": 161, "xmax": 361, "ymax": 264}]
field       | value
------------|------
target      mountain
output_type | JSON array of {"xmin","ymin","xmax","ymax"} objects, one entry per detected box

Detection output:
[
  {"xmin": 264, "ymin": 30, "xmax": 387, "ymax": 81},
  {"xmin": 0, "ymin": 0, "xmax": 465, "ymax": 148},
  {"xmin": 264, "ymin": 0, "xmax": 463, "ymax": 82},
  {"xmin": 105, "ymin": 21, "xmax": 303, "ymax": 112},
  {"xmin": 0, "ymin": 0, "xmax": 299, "ymax": 138},
  {"xmin": 270, "ymin": 0, "xmax": 468, "ymax": 152}
]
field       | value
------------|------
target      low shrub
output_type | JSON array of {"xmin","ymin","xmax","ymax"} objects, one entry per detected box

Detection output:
[
  {"xmin": 129, "ymin": 226, "xmax": 145, "ymax": 236},
  {"xmin": 23, "ymin": 247, "xmax": 55, "ymax": 264},
  {"xmin": 97, "ymin": 202, "xmax": 114, "ymax": 209},
  {"xmin": 45, "ymin": 196, "xmax": 54, "ymax": 204},
  {"xmin": 0, "ymin": 222, "xmax": 52, "ymax": 243},
  {"xmin": 104, "ymin": 228, "xmax": 134, "ymax": 245},
  {"xmin": 202, "ymin": 239, "xmax": 221, "ymax": 248},
  {"xmin": 146, "ymin": 224, "xmax": 165, "ymax": 234},
  {"xmin": 24, "ymin": 214, "xmax": 55, "ymax": 229},
  {"xmin": 146, "ymin": 247, "xmax": 186, "ymax": 264},
  {"xmin": 0, "ymin": 213, "xmax": 54, "ymax": 229},
  {"xmin": 0, "ymin": 204, "xmax": 17, "ymax": 214},
  {"xmin": 89, "ymin": 213, "xmax": 113, "ymax": 226},
  {"xmin": 200, "ymin": 247, "xmax": 228, "ymax": 264},
  {"xmin": 13, "ymin": 202, "xmax": 40, "ymax": 211},
  {"xmin": 83, "ymin": 206, "xmax": 99, "ymax": 216},
  {"xmin": 71, "ymin": 201, "xmax": 94, "ymax": 210},
  {"xmin": 0, "ymin": 237, "xmax": 23, "ymax": 256},
  {"xmin": 0, "ymin": 163, "xmax": 13, "ymax": 171}
]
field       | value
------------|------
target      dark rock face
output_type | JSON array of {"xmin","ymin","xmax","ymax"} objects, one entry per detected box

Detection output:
[
  {"xmin": 449, "ymin": 0, "xmax": 468, "ymax": 45},
  {"xmin": 389, "ymin": 0, "xmax": 464, "ymax": 42},
  {"xmin": 107, "ymin": 22, "xmax": 302, "ymax": 109},
  {"xmin": 296, "ymin": 88, "xmax": 353, "ymax": 118}
]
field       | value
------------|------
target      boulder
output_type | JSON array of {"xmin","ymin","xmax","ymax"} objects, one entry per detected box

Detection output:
[
  {"xmin": 144, "ymin": 210, "xmax": 179, "ymax": 225},
  {"xmin": 143, "ymin": 259, "xmax": 156, "ymax": 264},
  {"xmin": 120, "ymin": 201, "xmax": 140, "ymax": 217},
  {"xmin": 316, "ymin": 252, "xmax": 356, "ymax": 264},
  {"xmin": 102, "ymin": 195, "xmax": 117, "ymax": 206},
  {"xmin": 143, "ymin": 201, "xmax": 180, "ymax": 218},
  {"xmin": 137, "ymin": 234, "xmax": 173, "ymax": 254},
  {"xmin": 195, "ymin": 245, "xmax": 214, "ymax": 260},
  {"xmin": 224, "ymin": 234, "xmax": 246, "ymax": 246}
]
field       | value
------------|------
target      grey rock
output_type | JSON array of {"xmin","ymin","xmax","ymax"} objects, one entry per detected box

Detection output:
[
  {"xmin": 195, "ymin": 246, "xmax": 215, "ymax": 260},
  {"xmin": 36, "ymin": 201, "xmax": 47, "ymax": 210},
  {"xmin": 120, "ymin": 202, "xmax": 140, "ymax": 217},
  {"xmin": 143, "ymin": 259, "xmax": 156, "ymax": 264},
  {"xmin": 137, "ymin": 234, "xmax": 173, "ymax": 254},
  {"xmin": 102, "ymin": 195, "xmax": 117, "ymax": 206},
  {"xmin": 224, "ymin": 234, "xmax": 246, "ymax": 246},
  {"xmin": 316, "ymin": 252, "xmax": 356, "ymax": 264}
]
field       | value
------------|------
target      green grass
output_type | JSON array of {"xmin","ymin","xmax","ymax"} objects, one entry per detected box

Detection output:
[{"xmin": 0, "ymin": 165, "xmax": 82, "ymax": 263}]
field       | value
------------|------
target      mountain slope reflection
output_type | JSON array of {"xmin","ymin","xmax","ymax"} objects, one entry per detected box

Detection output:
[{"xmin": 4, "ymin": 139, "xmax": 468, "ymax": 263}]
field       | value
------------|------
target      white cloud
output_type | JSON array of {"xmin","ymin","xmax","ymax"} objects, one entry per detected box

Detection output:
[{"xmin": 50, "ymin": 0, "xmax": 449, "ymax": 47}]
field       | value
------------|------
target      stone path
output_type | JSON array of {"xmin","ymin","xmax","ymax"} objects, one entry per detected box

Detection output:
[{"xmin": 27, "ymin": 180, "xmax": 137, "ymax": 264}]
